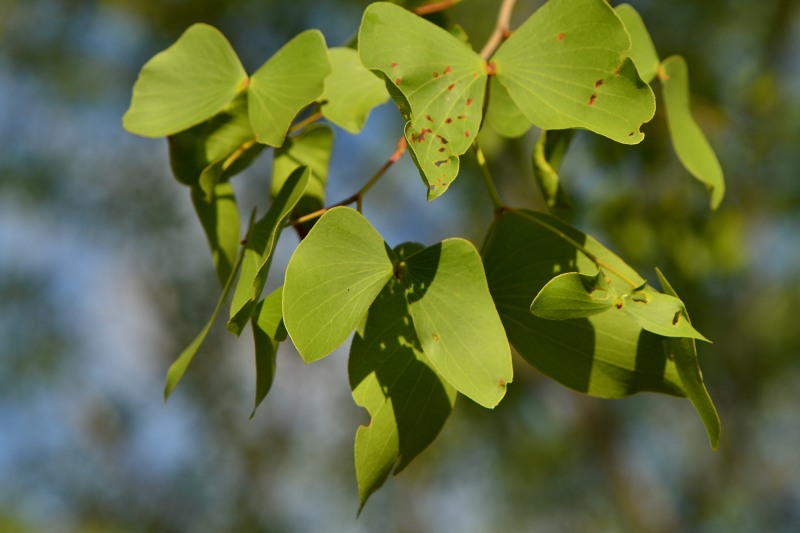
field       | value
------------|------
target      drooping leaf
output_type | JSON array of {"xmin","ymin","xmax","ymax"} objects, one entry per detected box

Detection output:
[
  {"xmin": 124, "ymin": 24, "xmax": 248, "ymax": 138},
  {"xmin": 403, "ymin": 239, "xmax": 513, "ymax": 408},
  {"xmin": 531, "ymin": 270, "xmax": 616, "ymax": 319},
  {"xmin": 656, "ymin": 268, "xmax": 721, "ymax": 450},
  {"xmin": 228, "ymin": 167, "xmax": 310, "ymax": 335},
  {"xmin": 481, "ymin": 209, "xmax": 684, "ymax": 398},
  {"xmin": 271, "ymin": 125, "xmax": 333, "ymax": 234},
  {"xmin": 615, "ymin": 4, "xmax": 660, "ymax": 83},
  {"xmin": 164, "ymin": 233, "xmax": 247, "ymax": 400},
  {"xmin": 248, "ymin": 30, "xmax": 331, "ymax": 146},
  {"xmin": 250, "ymin": 287, "xmax": 286, "ymax": 418},
  {"xmin": 167, "ymin": 94, "xmax": 261, "ymax": 187},
  {"xmin": 283, "ymin": 207, "xmax": 395, "ymax": 362},
  {"xmin": 660, "ymin": 55, "xmax": 725, "ymax": 209},
  {"xmin": 492, "ymin": 0, "xmax": 655, "ymax": 144},
  {"xmin": 619, "ymin": 284, "xmax": 710, "ymax": 342},
  {"xmin": 532, "ymin": 129, "xmax": 574, "ymax": 209},
  {"xmin": 321, "ymin": 48, "xmax": 390, "ymax": 133},
  {"xmin": 191, "ymin": 181, "xmax": 241, "ymax": 287},
  {"xmin": 349, "ymin": 281, "xmax": 456, "ymax": 510},
  {"xmin": 485, "ymin": 77, "xmax": 532, "ymax": 138},
  {"xmin": 359, "ymin": 2, "xmax": 487, "ymax": 200}
]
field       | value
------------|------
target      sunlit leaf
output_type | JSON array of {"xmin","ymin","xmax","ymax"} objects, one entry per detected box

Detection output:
[
  {"xmin": 660, "ymin": 55, "xmax": 725, "ymax": 209},
  {"xmin": 248, "ymin": 30, "xmax": 331, "ymax": 146},
  {"xmin": 321, "ymin": 48, "xmax": 389, "ymax": 133},
  {"xmin": 532, "ymin": 129, "xmax": 574, "ymax": 208},
  {"xmin": 228, "ymin": 167, "xmax": 309, "ymax": 335},
  {"xmin": 656, "ymin": 269, "xmax": 721, "ymax": 450},
  {"xmin": 350, "ymin": 281, "xmax": 456, "ymax": 510},
  {"xmin": 532, "ymin": 270, "xmax": 616, "ymax": 319},
  {"xmin": 167, "ymin": 94, "xmax": 261, "ymax": 187},
  {"xmin": 283, "ymin": 207, "xmax": 394, "ymax": 362},
  {"xmin": 615, "ymin": 4, "xmax": 659, "ymax": 83},
  {"xmin": 191, "ymin": 181, "xmax": 241, "ymax": 287},
  {"xmin": 360, "ymin": 2, "xmax": 487, "ymax": 200},
  {"xmin": 485, "ymin": 78, "xmax": 532, "ymax": 138},
  {"xmin": 403, "ymin": 239, "xmax": 513, "ymax": 408},
  {"xmin": 124, "ymin": 24, "xmax": 248, "ymax": 138},
  {"xmin": 619, "ymin": 284, "xmax": 710, "ymax": 342},
  {"xmin": 250, "ymin": 287, "xmax": 286, "ymax": 417},
  {"xmin": 492, "ymin": 0, "xmax": 655, "ymax": 144},
  {"xmin": 482, "ymin": 209, "xmax": 684, "ymax": 398}
]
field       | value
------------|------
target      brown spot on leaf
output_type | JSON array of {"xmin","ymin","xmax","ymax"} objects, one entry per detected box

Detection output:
[
  {"xmin": 498, "ymin": 378, "xmax": 505, "ymax": 388},
  {"xmin": 426, "ymin": 114, "xmax": 434, "ymax": 122},
  {"xmin": 466, "ymin": 97, "xmax": 473, "ymax": 106},
  {"xmin": 395, "ymin": 78, "xmax": 401, "ymax": 85},
  {"xmin": 418, "ymin": 128, "xmax": 433, "ymax": 142},
  {"xmin": 557, "ymin": 32, "xmax": 565, "ymax": 40},
  {"xmin": 390, "ymin": 62, "xmax": 398, "ymax": 68},
  {"xmin": 438, "ymin": 147, "xmax": 446, "ymax": 152},
  {"xmin": 486, "ymin": 61, "xmax": 497, "ymax": 76},
  {"xmin": 447, "ymin": 83, "xmax": 455, "ymax": 91},
  {"xmin": 588, "ymin": 93, "xmax": 598, "ymax": 106},
  {"xmin": 672, "ymin": 311, "xmax": 681, "ymax": 325},
  {"xmin": 436, "ymin": 135, "xmax": 448, "ymax": 144},
  {"xmin": 595, "ymin": 79, "xmax": 604, "ymax": 88},
  {"xmin": 628, "ymin": 132, "xmax": 634, "ymax": 136},
  {"xmin": 457, "ymin": 114, "xmax": 466, "ymax": 120},
  {"xmin": 445, "ymin": 117, "xmax": 452, "ymax": 124},
  {"xmin": 613, "ymin": 67, "xmax": 620, "ymax": 76},
  {"xmin": 464, "ymin": 130, "xmax": 470, "ymax": 137},
  {"xmin": 443, "ymin": 66, "xmax": 452, "ymax": 75},
  {"xmin": 432, "ymin": 332, "xmax": 440, "ymax": 341}
]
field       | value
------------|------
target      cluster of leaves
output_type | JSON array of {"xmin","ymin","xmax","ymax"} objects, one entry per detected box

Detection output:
[{"xmin": 123, "ymin": 0, "xmax": 724, "ymax": 508}]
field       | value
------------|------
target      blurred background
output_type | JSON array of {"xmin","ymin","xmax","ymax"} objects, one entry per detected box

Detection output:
[{"xmin": 2, "ymin": 0, "xmax": 799, "ymax": 531}]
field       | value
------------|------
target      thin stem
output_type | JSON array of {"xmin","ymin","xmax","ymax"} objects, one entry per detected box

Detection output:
[
  {"xmin": 472, "ymin": 143, "xmax": 505, "ymax": 211},
  {"xmin": 288, "ymin": 136, "xmax": 407, "ymax": 226},
  {"xmin": 509, "ymin": 209, "xmax": 640, "ymax": 288},
  {"xmin": 222, "ymin": 138, "xmax": 257, "ymax": 172},
  {"xmin": 413, "ymin": 0, "xmax": 460, "ymax": 16},
  {"xmin": 288, "ymin": 110, "xmax": 322, "ymax": 134},
  {"xmin": 480, "ymin": 0, "xmax": 517, "ymax": 60}
]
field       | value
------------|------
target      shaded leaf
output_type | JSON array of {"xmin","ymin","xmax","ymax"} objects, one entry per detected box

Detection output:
[
  {"xmin": 532, "ymin": 129, "xmax": 574, "ymax": 208},
  {"xmin": 493, "ymin": 0, "xmax": 655, "ymax": 144},
  {"xmin": 656, "ymin": 268, "xmax": 721, "ymax": 450},
  {"xmin": 403, "ymin": 239, "xmax": 513, "ymax": 408},
  {"xmin": 250, "ymin": 288, "xmax": 285, "ymax": 418},
  {"xmin": 619, "ymin": 285, "xmax": 710, "ymax": 342},
  {"xmin": 168, "ymin": 94, "xmax": 261, "ymax": 187},
  {"xmin": 485, "ymin": 77, "xmax": 532, "ymax": 138},
  {"xmin": 164, "ymin": 234, "xmax": 247, "ymax": 400},
  {"xmin": 481, "ymin": 209, "xmax": 684, "ymax": 398},
  {"xmin": 660, "ymin": 55, "xmax": 725, "ymax": 209},
  {"xmin": 615, "ymin": 4, "xmax": 660, "ymax": 83},
  {"xmin": 283, "ymin": 207, "xmax": 394, "ymax": 362},
  {"xmin": 350, "ymin": 281, "xmax": 456, "ymax": 510},
  {"xmin": 191, "ymin": 181, "xmax": 240, "ymax": 287},
  {"xmin": 248, "ymin": 30, "xmax": 331, "ymax": 146},
  {"xmin": 228, "ymin": 167, "xmax": 310, "ymax": 335},
  {"xmin": 359, "ymin": 2, "xmax": 487, "ymax": 200},
  {"xmin": 532, "ymin": 270, "xmax": 616, "ymax": 319},
  {"xmin": 321, "ymin": 48, "xmax": 389, "ymax": 133},
  {"xmin": 124, "ymin": 24, "xmax": 248, "ymax": 138}
]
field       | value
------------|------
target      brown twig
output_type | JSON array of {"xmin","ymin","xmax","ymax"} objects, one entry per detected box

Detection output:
[
  {"xmin": 480, "ymin": 0, "xmax": 517, "ymax": 60},
  {"xmin": 413, "ymin": 0, "xmax": 461, "ymax": 16}
]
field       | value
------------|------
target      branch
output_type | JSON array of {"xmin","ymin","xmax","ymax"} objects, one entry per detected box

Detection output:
[
  {"xmin": 413, "ymin": 0, "xmax": 461, "ymax": 16},
  {"xmin": 480, "ymin": 0, "xmax": 517, "ymax": 60}
]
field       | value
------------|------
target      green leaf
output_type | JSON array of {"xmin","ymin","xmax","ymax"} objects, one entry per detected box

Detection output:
[
  {"xmin": 349, "ymin": 281, "xmax": 456, "ymax": 510},
  {"xmin": 248, "ymin": 30, "xmax": 331, "ymax": 147},
  {"xmin": 532, "ymin": 271, "xmax": 616, "ymax": 319},
  {"xmin": 485, "ymin": 78, "xmax": 532, "ymax": 138},
  {"xmin": 191, "ymin": 181, "xmax": 241, "ymax": 287},
  {"xmin": 619, "ymin": 285, "xmax": 710, "ymax": 342},
  {"xmin": 271, "ymin": 125, "xmax": 333, "ymax": 234},
  {"xmin": 167, "ymin": 94, "xmax": 262, "ymax": 187},
  {"xmin": 228, "ymin": 167, "xmax": 310, "ymax": 335},
  {"xmin": 283, "ymin": 207, "xmax": 394, "ymax": 362},
  {"xmin": 321, "ymin": 48, "xmax": 389, "ymax": 133},
  {"xmin": 164, "ymin": 238, "xmax": 246, "ymax": 400},
  {"xmin": 250, "ymin": 287, "xmax": 286, "ymax": 418},
  {"xmin": 123, "ymin": 24, "xmax": 248, "ymax": 138},
  {"xmin": 656, "ymin": 269, "xmax": 721, "ymax": 450},
  {"xmin": 403, "ymin": 239, "xmax": 513, "ymax": 408},
  {"xmin": 492, "ymin": 0, "xmax": 655, "ymax": 144},
  {"xmin": 359, "ymin": 2, "xmax": 487, "ymax": 200},
  {"xmin": 532, "ymin": 129, "xmax": 574, "ymax": 209},
  {"xmin": 660, "ymin": 55, "xmax": 725, "ymax": 209},
  {"xmin": 481, "ymin": 209, "xmax": 684, "ymax": 398},
  {"xmin": 615, "ymin": 4, "xmax": 660, "ymax": 83}
]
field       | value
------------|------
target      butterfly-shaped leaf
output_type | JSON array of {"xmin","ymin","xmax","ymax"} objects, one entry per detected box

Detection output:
[
  {"xmin": 492, "ymin": 0, "xmax": 655, "ymax": 144},
  {"xmin": 359, "ymin": 2, "xmax": 487, "ymax": 200},
  {"xmin": 124, "ymin": 24, "xmax": 248, "ymax": 138}
]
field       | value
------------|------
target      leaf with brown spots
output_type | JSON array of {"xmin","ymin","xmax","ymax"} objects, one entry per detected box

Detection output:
[{"xmin": 359, "ymin": 2, "xmax": 487, "ymax": 200}]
